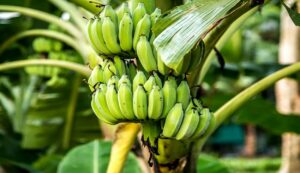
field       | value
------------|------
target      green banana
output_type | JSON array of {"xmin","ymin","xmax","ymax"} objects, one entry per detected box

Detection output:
[
  {"xmin": 113, "ymin": 56, "xmax": 126, "ymax": 76},
  {"xmin": 118, "ymin": 74, "xmax": 131, "ymax": 88},
  {"xmin": 86, "ymin": 19, "xmax": 106, "ymax": 54},
  {"xmin": 177, "ymin": 80, "xmax": 190, "ymax": 109},
  {"xmin": 133, "ymin": 70, "xmax": 147, "ymax": 91},
  {"xmin": 93, "ymin": 87, "xmax": 119, "ymax": 124},
  {"xmin": 153, "ymin": 72, "xmax": 162, "ymax": 88},
  {"xmin": 143, "ymin": 75, "xmax": 156, "ymax": 93},
  {"xmin": 119, "ymin": 12, "xmax": 133, "ymax": 52},
  {"xmin": 107, "ymin": 75, "xmax": 120, "ymax": 87},
  {"xmin": 162, "ymin": 103, "xmax": 184, "ymax": 138},
  {"xmin": 132, "ymin": 3, "xmax": 147, "ymax": 29},
  {"xmin": 133, "ymin": 85, "xmax": 148, "ymax": 120},
  {"xmin": 175, "ymin": 109, "xmax": 200, "ymax": 140},
  {"xmin": 103, "ymin": 60, "xmax": 117, "ymax": 82},
  {"xmin": 91, "ymin": 96, "xmax": 115, "ymax": 125},
  {"xmin": 88, "ymin": 65, "xmax": 104, "ymax": 91},
  {"xmin": 106, "ymin": 84, "xmax": 126, "ymax": 119},
  {"xmin": 116, "ymin": 2, "xmax": 130, "ymax": 24},
  {"xmin": 133, "ymin": 14, "xmax": 151, "ymax": 50},
  {"xmin": 157, "ymin": 52, "xmax": 170, "ymax": 75},
  {"xmin": 131, "ymin": 0, "xmax": 155, "ymax": 14},
  {"xmin": 188, "ymin": 40, "xmax": 205, "ymax": 73},
  {"xmin": 126, "ymin": 60, "xmax": 137, "ymax": 81},
  {"xmin": 150, "ymin": 8, "xmax": 161, "ymax": 24},
  {"xmin": 186, "ymin": 98, "xmax": 203, "ymax": 113},
  {"xmin": 190, "ymin": 108, "xmax": 212, "ymax": 139},
  {"xmin": 100, "ymin": 5, "xmax": 118, "ymax": 27},
  {"xmin": 102, "ymin": 17, "xmax": 121, "ymax": 54},
  {"xmin": 91, "ymin": 18, "xmax": 112, "ymax": 54},
  {"xmin": 148, "ymin": 85, "xmax": 163, "ymax": 120},
  {"xmin": 136, "ymin": 36, "xmax": 157, "ymax": 72},
  {"xmin": 174, "ymin": 52, "xmax": 191, "ymax": 76},
  {"xmin": 161, "ymin": 78, "xmax": 177, "ymax": 118},
  {"xmin": 118, "ymin": 83, "xmax": 136, "ymax": 120},
  {"xmin": 142, "ymin": 121, "xmax": 161, "ymax": 148}
]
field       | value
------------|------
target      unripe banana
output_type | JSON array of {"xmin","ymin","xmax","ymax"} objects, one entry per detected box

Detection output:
[
  {"xmin": 100, "ymin": 5, "xmax": 118, "ymax": 27},
  {"xmin": 168, "ymin": 76, "xmax": 178, "ymax": 88},
  {"xmin": 133, "ymin": 71, "xmax": 147, "ymax": 91},
  {"xmin": 118, "ymin": 74, "xmax": 131, "ymax": 88},
  {"xmin": 93, "ymin": 87, "xmax": 119, "ymax": 124},
  {"xmin": 103, "ymin": 60, "xmax": 118, "ymax": 82},
  {"xmin": 162, "ymin": 103, "xmax": 184, "ymax": 138},
  {"xmin": 118, "ymin": 83, "xmax": 135, "ymax": 120},
  {"xmin": 161, "ymin": 79, "xmax": 177, "ymax": 118},
  {"xmin": 91, "ymin": 19, "xmax": 112, "ymax": 55},
  {"xmin": 86, "ymin": 19, "xmax": 108, "ymax": 54},
  {"xmin": 177, "ymin": 80, "xmax": 190, "ymax": 109},
  {"xmin": 148, "ymin": 85, "xmax": 164, "ymax": 120},
  {"xmin": 174, "ymin": 52, "xmax": 191, "ymax": 76},
  {"xmin": 150, "ymin": 8, "xmax": 161, "ymax": 24},
  {"xmin": 113, "ymin": 56, "xmax": 126, "ymax": 76},
  {"xmin": 88, "ymin": 65, "xmax": 104, "ymax": 91},
  {"xmin": 188, "ymin": 41, "xmax": 205, "ymax": 73},
  {"xmin": 133, "ymin": 14, "xmax": 151, "ymax": 50},
  {"xmin": 119, "ymin": 13, "xmax": 133, "ymax": 52},
  {"xmin": 190, "ymin": 108, "xmax": 212, "ymax": 139},
  {"xmin": 157, "ymin": 52, "xmax": 170, "ymax": 75},
  {"xmin": 133, "ymin": 3, "xmax": 147, "ymax": 29},
  {"xmin": 175, "ymin": 109, "xmax": 200, "ymax": 140},
  {"xmin": 143, "ymin": 75, "xmax": 156, "ymax": 93},
  {"xmin": 106, "ymin": 84, "xmax": 126, "ymax": 119},
  {"xmin": 186, "ymin": 98, "xmax": 203, "ymax": 113},
  {"xmin": 116, "ymin": 2, "xmax": 130, "ymax": 24},
  {"xmin": 131, "ymin": 0, "xmax": 155, "ymax": 14},
  {"xmin": 142, "ymin": 121, "xmax": 161, "ymax": 148},
  {"xmin": 153, "ymin": 72, "xmax": 162, "ymax": 88},
  {"xmin": 91, "ymin": 96, "xmax": 115, "ymax": 125},
  {"xmin": 133, "ymin": 85, "xmax": 148, "ymax": 120},
  {"xmin": 107, "ymin": 75, "xmax": 120, "ymax": 87},
  {"xmin": 102, "ymin": 17, "xmax": 121, "ymax": 54},
  {"xmin": 126, "ymin": 61, "xmax": 137, "ymax": 81},
  {"xmin": 136, "ymin": 36, "xmax": 157, "ymax": 72}
]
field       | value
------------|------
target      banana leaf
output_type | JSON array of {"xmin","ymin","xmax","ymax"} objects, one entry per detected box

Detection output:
[
  {"xmin": 153, "ymin": 0, "xmax": 240, "ymax": 69},
  {"xmin": 57, "ymin": 140, "xmax": 141, "ymax": 173}
]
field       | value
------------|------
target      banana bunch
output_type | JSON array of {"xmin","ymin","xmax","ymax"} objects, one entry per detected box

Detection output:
[
  {"xmin": 32, "ymin": 37, "xmax": 63, "ymax": 53},
  {"xmin": 86, "ymin": 3, "xmax": 165, "ymax": 72},
  {"xmin": 87, "ymin": 56, "xmax": 133, "ymax": 91},
  {"xmin": 162, "ymin": 98, "xmax": 214, "ymax": 140}
]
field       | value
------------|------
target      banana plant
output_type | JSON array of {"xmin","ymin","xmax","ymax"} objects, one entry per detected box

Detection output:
[{"xmin": 1, "ymin": 0, "xmax": 300, "ymax": 173}]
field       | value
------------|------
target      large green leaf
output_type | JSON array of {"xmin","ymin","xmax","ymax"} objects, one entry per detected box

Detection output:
[
  {"xmin": 57, "ymin": 140, "xmax": 141, "ymax": 173},
  {"xmin": 153, "ymin": 0, "xmax": 240, "ymax": 68}
]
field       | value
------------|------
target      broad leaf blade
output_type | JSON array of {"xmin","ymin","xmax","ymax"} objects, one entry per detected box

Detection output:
[
  {"xmin": 197, "ymin": 154, "xmax": 231, "ymax": 173},
  {"xmin": 57, "ymin": 140, "xmax": 141, "ymax": 173},
  {"xmin": 153, "ymin": 0, "xmax": 240, "ymax": 68}
]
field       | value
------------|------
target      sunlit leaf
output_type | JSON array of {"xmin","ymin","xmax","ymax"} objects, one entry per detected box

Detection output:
[
  {"xmin": 153, "ymin": 0, "xmax": 240, "ymax": 68},
  {"xmin": 57, "ymin": 140, "xmax": 141, "ymax": 173}
]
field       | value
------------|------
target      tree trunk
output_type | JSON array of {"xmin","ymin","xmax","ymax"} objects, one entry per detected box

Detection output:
[
  {"xmin": 276, "ymin": 1, "xmax": 300, "ymax": 173},
  {"xmin": 242, "ymin": 125, "xmax": 257, "ymax": 157}
]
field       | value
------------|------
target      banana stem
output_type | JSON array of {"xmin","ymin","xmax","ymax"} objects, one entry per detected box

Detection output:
[
  {"xmin": 0, "ymin": 5, "xmax": 82, "ymax": 40},
  {"xmin": 195, "ymin": 61, "xmax": 300, "ymax": 153},
  {"xmin": 0, "ymin": 29, "xmax": 85, "ymax": 58},
  {"xmin": 0, "ymin": 59, "xmax": 91, "ymax": 77},
  {"xmin": 107, "ymin": 123, "xmax": 141, "ymax": 173}
]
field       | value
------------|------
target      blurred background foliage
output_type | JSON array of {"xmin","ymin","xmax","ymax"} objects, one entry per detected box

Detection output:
[{"xmin": 0, "ymin": 0, "xmax": 297, "ymax": 173}]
